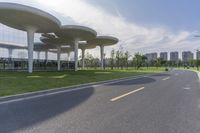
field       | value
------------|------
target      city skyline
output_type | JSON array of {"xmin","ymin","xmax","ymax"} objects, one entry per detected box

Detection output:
[{"xmin": 145, "ymin": 51, "xmax": 199, "ymax": 61}]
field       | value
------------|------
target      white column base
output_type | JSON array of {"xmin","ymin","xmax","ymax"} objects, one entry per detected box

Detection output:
[
  {"xmin": 27, "ymin": 27, "xmax": 37, "ymax": 73},
  {"xmin": 100, "ymin": 45, "xmax": 104, "ymax": 69},
  {"xmin": 45, "ymin": 51, "xmax": 48, "ymax": 60},
  {"xmin": 37, "ymin": 52, "xmax": 40, "ymax": 60},
  {"xmin": 82, "ymin": 49, "xmax": 85, "ymax": 69},
  {"xmin": 67, "ymin": 52, "xmax": 71, "ymax": 69},
  {"xmin": 74, "ymin": 38, "xmax": 80, "ymax": 71},
  {"xmin": 57, "ymin": 46, "xmax": 61, "ymax": 71},
  {"xmin": 8, "ymin": 49, "xmax": 13, "ymax": 58}
]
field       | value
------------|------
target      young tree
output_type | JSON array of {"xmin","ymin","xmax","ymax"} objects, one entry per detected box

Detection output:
[
  {"xmin": 141, "ymin": 55, "xmax": 148, "ymax": 68},
  {"xmin": 119, "ymin": 49, "xmax": 124, "ymax": 69},
  {"xmin": 133, "ymin": 53, "xmax": 143, "ymax": 69},
  {"xmin": 110, "ymin": 49, "xmax": 115, "ymax": 70},
  {"xmin": 124, "ymin": 51, "xmax": 131, "ymax": 69},
  {"xmin": 155, "ymin": 58, "xmax": 161, "ymax": 68},
  {"xmin": 84, "ymin": 52, "xmax": 94, "ymax": 68},
  {"xmin": 116, "ymin": 50, "xmax": 120, "ymax": 69},
  {"xmin": 196, "ymin": 59, "xmax": 200, "ymax": 70}
]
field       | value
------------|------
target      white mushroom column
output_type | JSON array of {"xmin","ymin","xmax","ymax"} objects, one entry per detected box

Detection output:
[
  {"xmin": 87, "ymin": 36, "xmax": 119, "ymax": 70},
  {"xmin": 67, "ymin": 52, "xmax": 71, "ymax": 61},
  {"xmin": 74, "ymin": 38, "xmax": 80, "ymax": 71},
  {"xmin": 67, "ymin": 51, "xmax": 71, "ymax": 69},
  {"xmin": 45, "ymin": 50, "xmax": 48, "ymax": 60},
  {"xmin": 8, "ymin": 48, "xmax": 13, "ymax": 69},
  {"xmin": 81, "ymin": 48, "xmax": 85, "ymax": 69},
  {"xmin": 27, "ymin": 27, "xmax": 37, "ymax": 73},
  {"xmin": 0, "ymin": 3, "xmax": 61, "ymax": 73},
  {"xmin": 8, "ymin": 49, "xmax": 13, "ymax": 58},
  {"xmin": 37, "ymin": 52, "xmax": 40, "ymax": 59},
  {"xmin": 57, "ymin": 46, "xmax": 61, "ymax": 71},
  {"xmin": 100, "ymin": 45, "xmax": 104, "ymax": 69},
  {"xmin": 79, "ymin": 43, "xmax": 97, "ymax": 69},
  {"xmin": 55, "ymin": 25, "xmax": 97, "ymax": 72}
]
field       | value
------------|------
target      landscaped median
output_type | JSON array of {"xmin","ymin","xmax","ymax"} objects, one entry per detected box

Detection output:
[{"xmin": 0, "ymin": 67, "xmax": 165, "ymax": 97}]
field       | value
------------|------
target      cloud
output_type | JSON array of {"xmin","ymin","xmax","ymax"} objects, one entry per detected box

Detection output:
[
  {"xmin": 34, "ymin": 0, "xmax": 200, "ymax": 57},
  {"xmin": 0, "ymin": 0, "xmax": 199, "ymax": 58}
]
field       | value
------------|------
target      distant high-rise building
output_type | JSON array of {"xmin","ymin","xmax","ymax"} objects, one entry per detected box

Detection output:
[
  {"xmin": 145, "ymin": 53, "xmax": 158, "ymax": 61},
  {"xmin": 170, "ymin": 52, "xmax": 179, "ymax": 61},
  {"xmin": 182, "ymin": 51, "xmax": 194, "ymax": 62},
  {"xmin": 197, "ymin": 51, "xmax": 200, "ymax": 60},
  {"xmin": 160, "ymin": 52, "xmax": 168, "ymax": 61}
]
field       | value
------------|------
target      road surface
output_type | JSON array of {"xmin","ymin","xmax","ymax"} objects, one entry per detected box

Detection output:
[{"xmin": 0, "ymin": 69, "xmax": 200, "ymax": 133}]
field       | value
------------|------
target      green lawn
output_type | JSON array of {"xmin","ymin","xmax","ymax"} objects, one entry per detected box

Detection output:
[
  {"xmin": 190, "ymin": 68, "xmax": 200, "ymax": 72},
  {"xmin": 0, "ymin": 67, "xmax": 165, "ymax": 97},
  {"xmin": 179, "ymin": 67, "xmax": 200, "ymax": 72}
]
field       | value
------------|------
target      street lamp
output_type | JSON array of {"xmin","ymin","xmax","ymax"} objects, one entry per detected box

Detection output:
[
  {"xmin": 193, "ymin": 36, "xmax": 200, "ymax": 70},
  {"xmin": 195, "ymin": 49, "xmax": 200, "ymax": 70}
]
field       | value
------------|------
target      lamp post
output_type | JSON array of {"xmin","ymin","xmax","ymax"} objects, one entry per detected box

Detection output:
[
  {"xmin": 193, "ymin": 35, "xmax": 200, "ymax": 70},
  {"xmin": 196, "ymin": 50, "xmax": 200, "ymax": 70}
]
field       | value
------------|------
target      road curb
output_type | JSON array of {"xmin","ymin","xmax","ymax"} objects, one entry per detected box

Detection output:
[
  {"xmin": 174, "ymin": 68, "xmax": 200, "ymax": 81},
  {"xmin": 193, "ymin": 70, "xmax": 200, "ymax": 80},
  {"xmin": 0, "ymin": 73, "xmax": 163, "ymax": 103}
]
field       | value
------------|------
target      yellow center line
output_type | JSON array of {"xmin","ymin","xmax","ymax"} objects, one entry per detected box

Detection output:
[
  {"xmin": 110, "ymin": 87, "xmax": 145, "ymax": 102},
  {"xmin": 162, "ymin": 77, "xmax": 170, "ymax": 81}
]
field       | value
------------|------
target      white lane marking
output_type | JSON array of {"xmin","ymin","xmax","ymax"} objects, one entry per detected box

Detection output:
[
  {"xmin": 162, "ymin": 77, "xmax": 170, "ymax": 81},
  {"xmin": 175, "ymin": 73, "xmax": 179, "ymax": 76},
  {"xmin": 110, "ymin": 87, "xmax": 145, "ymax": 102},
  {"xmin": 0, "ymin": 74, "xmax": 155, "ymax": 105},
  {"xmin": 183, "ymin": 87, "xmax": 191, "ymax": 90}
]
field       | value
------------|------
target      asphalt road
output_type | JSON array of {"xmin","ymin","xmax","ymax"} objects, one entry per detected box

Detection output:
[{"xmin": 0, "ymin": 69, "xmax": 200, "ymax": 133}]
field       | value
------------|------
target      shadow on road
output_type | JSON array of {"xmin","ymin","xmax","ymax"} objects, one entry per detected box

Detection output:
[
  {"xmin": 151, "ymin": 73, "xmax": 171, "ymax": 77},
  {"xmin": 0, "ymin": 87, "xmax": 94, "ymax": 132},
  {"xmin": 108, "ymin": 77, "xmax": 156, "ymax": 86}
]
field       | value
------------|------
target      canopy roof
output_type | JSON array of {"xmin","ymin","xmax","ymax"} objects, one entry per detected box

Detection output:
[
  {"xmin": 79, "ymin": 43, "xmax": 97, "ymax": 50},
  {"xmin": 55, "ymin": 25, "xmax": 97, "ymax": 41},
  {"xmin": 49, "ymin": 47, "xmax": 73, "ymax": 54},
  {"xmin": 88, "ymin": 36, "xmax": 118, "ymax": 46},
  {"xmin": 0, "ymin": 42, "xmax": 26, "ymax": 49},
  {"xmin": 0, "ymin": 2, "xmax": 61, "ymax": 33},
  {"xmin": 34, "ymin": 42, "xmax": 55, "ymax": 52},
  {"xmin": 41, "ymin": 33, "xmax": 56, "ymax": 39},
  {"xmin": 40, "ymin": 37, "xmax": 71, "ymax": 46}
]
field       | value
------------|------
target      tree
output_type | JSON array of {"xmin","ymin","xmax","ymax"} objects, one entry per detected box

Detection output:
[
  {"xmin": 116, "ymin": 50, "xmax": 120, "ymax": 69},
  {"xmin": 133, "ymin": 53, "xmax": 143, "ymax": 69},
  {"xmin": 196, "ymin": 59, "xmax": 200, "ymax": 70},
  {"xmin": 84, "ymin": 52, "xmax": 96, "ymax": 68},
  {"xmin": 141, "ymin": 55, "xmax": 148, "ymax": 68},
  {"xmin": 119, "ymin": 49, "xmax": 124, "ymax": 69},
  {"xmin": 124, "ymin": 51, "xmax": 131, "ymax": 69},
  {"xmin": 155, "ymin": 58, "xmax": 161, "ymax": 68},
  {"xmin": 110, "ymin": 49, "xmax": 115, "ymax": 70}
]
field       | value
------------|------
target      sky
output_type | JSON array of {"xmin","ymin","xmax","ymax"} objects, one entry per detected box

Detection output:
[{"xmin": 0, "ymin": 0, "xmax": 200, "ymax": 59}]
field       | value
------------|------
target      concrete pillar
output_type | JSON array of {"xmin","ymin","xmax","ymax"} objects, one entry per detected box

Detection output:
[
  {"xmin": 8, "ymin": 49, "xmax": 13, "ymax": 58},
  {"xmin": 45, "ymin": 51, "xmax": 48, "ymax": 60},
  {"xmin": 27, "ymin": 27, "xmax": 37, "ymax": 73},
  {"xmin": 74, "ymin": 38, "xmax": 80, "ymax": 71},
  {"xmin": 37, "ymin": 52, "xmax": 40, "ymax": 60},
  {"xmin": 100, "ymin": 45, "xmax": 104, "ymax": 69},
  {"xmin": 67, "ymin": 52, "xmax": 71, "ymax": 61},
  {"xmin": 82, "ymin": 48, "xmax": 85, "ymax": 69},
  {"xmin": 8, "ymin": 49, "xmax": 13, "ymax": 69},
  {"xmin": 57, "ymin": 46, "xmax": 61, "ymax": 71},
  {"xmin": 67, "ymin": 52, "xmax": 71, "ymax": 69}
]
